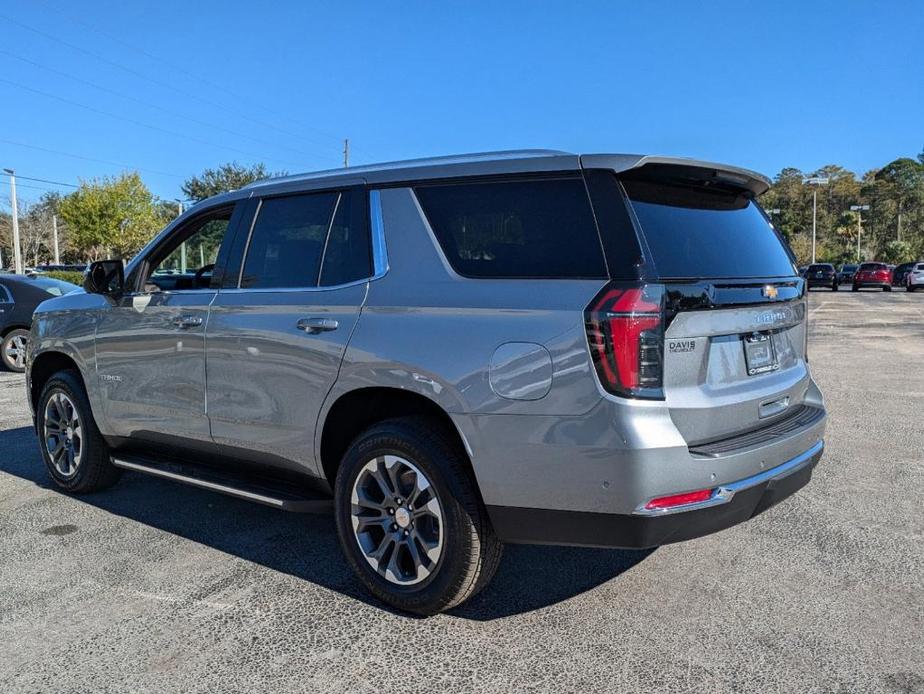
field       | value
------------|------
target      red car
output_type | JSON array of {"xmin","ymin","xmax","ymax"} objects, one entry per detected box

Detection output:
[{"xmin": 852, "ymin": 262, "xmax": 893, "ymax": 291}]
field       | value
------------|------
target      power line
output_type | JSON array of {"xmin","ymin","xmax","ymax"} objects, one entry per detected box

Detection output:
[
  {"xmin": 0, "ymin": 171, "xmax": 77, "ymax": 188},
  {"xmin": 0, "ymin": 48, "xmax": 347, "ymax": 164},
  {"xmin": 33, "ymin": 0, "xmax": 378, "ymax": 160},
  {"xmin": 0, "ymin": 76, "xmax": 306, "ymax": 168},
  {"xmin": 0, "ymin": 12, "xmax": 353, "ymax": 160},
  {"xmin": 0, "ymin": 137, "xmax": 185, "ymax": 178}
]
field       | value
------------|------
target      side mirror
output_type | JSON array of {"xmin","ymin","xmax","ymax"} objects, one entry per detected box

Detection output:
[{"xmin": 84, "ymin": 260, "xmax": 125, "ymax": 296}]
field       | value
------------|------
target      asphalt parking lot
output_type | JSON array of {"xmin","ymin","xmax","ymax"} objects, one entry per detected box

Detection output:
[{"xmin": 1, "ymin": 290, "xmax": 922, "ymax": 693}]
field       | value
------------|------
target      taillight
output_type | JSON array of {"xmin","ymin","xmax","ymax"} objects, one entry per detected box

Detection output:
[{"xmin": 585, "ymin": 283, "xmax": 665, "ymax": 398}]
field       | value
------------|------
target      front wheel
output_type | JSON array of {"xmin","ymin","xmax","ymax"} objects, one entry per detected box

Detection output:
[
  {"xmin": 832, "ymin": 282, "xmax": 839, "ymax": 291},
  {"xmin": 884, "ymin": 286, "xmax": 892, "ymax": 292},
  {"xmin": 37, "ymin": 370, "xmax": 121, "ymax": 493},
  {"xmin": 852, "ymin": 284, "xmax": 859, "ymax": 292},
  {"xmin": 1, "ymin": 328, "xmax": 29, "ymax": 372},
  {"xmin": 908, "ymin": 285, "xmax": 916, "ymax": 293},
  {"xmin": 334, "ymin": 417, "xmax": 502, "ymax": 615}
]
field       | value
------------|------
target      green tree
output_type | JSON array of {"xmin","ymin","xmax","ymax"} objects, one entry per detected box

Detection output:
[
  {"xmin": 881, "ymin": 240, "xmax": 914, "ymax": 264},
  {"xmin": 58, "ymin": 173, "xmax": 165, "ymax": 260},
  {"xmin": 181, "ymin": 162, "xmax": 286, "ymax": 202}
]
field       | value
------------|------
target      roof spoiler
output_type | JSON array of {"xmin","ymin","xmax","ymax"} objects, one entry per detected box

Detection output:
[{"xmin": 580, "ymin": 154, "xmax": 771, "ymax": 196}]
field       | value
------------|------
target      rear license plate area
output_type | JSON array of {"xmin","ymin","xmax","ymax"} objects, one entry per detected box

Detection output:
[{"xmin": 743, "ymin": 333, "xmax": 779, "ymax": 376}]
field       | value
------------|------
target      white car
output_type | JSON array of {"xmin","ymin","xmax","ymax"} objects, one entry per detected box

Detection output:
[{"xmin": 907, "ymin": 263, "xmax": 924, "ymax": 292}]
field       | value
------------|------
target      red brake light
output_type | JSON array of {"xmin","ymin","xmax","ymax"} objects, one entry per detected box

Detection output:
[
  {"xmin": 644, "ymin": 488, "xmax": 714, "ymax": 510},
  {"xmin": 585, "ymin": 283, "xmax": 665, "ymax": 398}
]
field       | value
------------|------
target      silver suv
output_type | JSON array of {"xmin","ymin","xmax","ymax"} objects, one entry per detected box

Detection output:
[{"xmin": 26, "ymin": 151, "xmax": 826, "ymax": 614}]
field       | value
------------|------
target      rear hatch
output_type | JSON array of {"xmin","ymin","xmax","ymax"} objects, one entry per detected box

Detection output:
[{"xmin": 587, "ymin": 163, "xmax": 810, "ymax": 446}]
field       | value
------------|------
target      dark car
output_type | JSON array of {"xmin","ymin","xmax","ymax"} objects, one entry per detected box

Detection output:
[
  {"xmin": 1, "ymin": 275, "xmax": 81, "ymax": 372},
  {"xmin": 892, "ymin": 262, "xmax": 918, "ymax": 286},
  {"xmin": 838, "ymin": 264, "xmax": 859, "ymax": 284},
  {"xmin": 804, "ymin": 263, "xmax": 838, "ymax": 291},
  {"xmin": 852, "ymin": 262, "xmax": 893, "ymax": 292}
]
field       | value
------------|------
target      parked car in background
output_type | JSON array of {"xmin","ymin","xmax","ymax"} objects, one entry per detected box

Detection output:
[
  {"xmin": 852, "ymin": 262, "xmax": 893, "ymax": 291},
  {"xmin": 1, "ymin": 275, "xmax": 81, "ymax": 372},
  {"xmin": 838, "ymin": 264, "xmax": 859, "ymax": 284},
  {"xmin": 804, "ymin": 263, "xmax": 838, "ymax": 291},
  {"xmin": 905, "ymin": 263, "xmax": 924, "ymax": 292},
  {"xmin": 892, "ymin": 262, "xmax": 918, "ymax": 287},
  {"xmin": 798, "ymin": 265, "xmax": 808, "ymax": 276}
]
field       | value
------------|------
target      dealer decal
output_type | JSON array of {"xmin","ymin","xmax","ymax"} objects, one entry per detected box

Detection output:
[{"xmin": 668, "ymin": 339, "xmax": 697, "ymax": 353}]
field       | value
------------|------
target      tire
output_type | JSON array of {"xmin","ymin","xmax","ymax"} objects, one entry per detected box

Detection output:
[
  {"xmin": 36, "ymin": 370, "xmax": 121, "ymax": 493},
  {"xmin": 884, "ymin": 286, "xmax": 892, "ymax": 292},
  {"xmin": 1, "ymin": 328, "xmax": 29, "ymax": 372},
  {"xmin": 852, "ymin": 284, "xmax": 859, "ymax": 292},
  {"xmin": 334, "ymin": 416, "xmax": 503, "ymax": 615},
  {"xmin": 832, "ymin": 282, "xmax": 838, "ymax": 291},
  {"xmin": 908, "ymin": 285, "xmax": 916, "ymax": 293}
]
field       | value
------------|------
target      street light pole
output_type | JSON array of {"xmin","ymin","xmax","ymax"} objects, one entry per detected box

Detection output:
[
  {"xmin": 3, "ymin": 168, "xmax": 23, "ymax": 274},
  {"xmin": 804, "ymin": 177, "xmax": 829, "ymax": 264},
  {"xmin": 52, "ymin": 214, "xmax": 60, "ymax": 265}
]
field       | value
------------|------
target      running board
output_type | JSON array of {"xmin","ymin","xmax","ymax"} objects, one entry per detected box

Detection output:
[{"xmin": 111, "ymin": 456, "xmax": 333, "ymax": 513}]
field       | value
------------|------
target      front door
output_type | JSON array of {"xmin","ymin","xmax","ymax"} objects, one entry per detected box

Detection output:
[
  {"xmin": 206, "ymin": 188, "xmax": 371, "ymax": 475},
  {"xmin": 93, "ymin": 204, "xmax": 242, "ymax": 456}
]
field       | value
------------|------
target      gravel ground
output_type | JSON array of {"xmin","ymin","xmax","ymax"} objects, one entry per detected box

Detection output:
[{"xmin": 0, "ymin": 290, "xmax": 922, "ymax": 693}]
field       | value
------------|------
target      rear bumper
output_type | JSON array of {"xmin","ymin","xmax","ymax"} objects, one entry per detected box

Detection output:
[
  {"xmin": 854, "ymin": 281, "xmax": 890, "ymax": 288},
  {"xmin": 488, "ymin": 441, "xmax": 822, "ymax": 548},
  {"xmin": 807, "ymin": 278, "xmax": 835, "ymax": 286}
]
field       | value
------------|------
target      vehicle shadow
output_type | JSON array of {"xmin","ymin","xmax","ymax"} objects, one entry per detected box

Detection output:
[{"xmin": 0, "ymin": 425, "xmax": 653, "ymax": 621}]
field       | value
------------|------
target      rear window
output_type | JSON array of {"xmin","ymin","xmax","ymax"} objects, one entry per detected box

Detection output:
[
  {"xmin": 414, "ymin": 178, "xmax": 607, "ymax": 279},
  {"xmin": 622, "ymin": 178, "xmax": 796, "ymax": 279},
  {"xmin": 859, "ymin": 263, "xmax": 886, "ymax": 271},
  {"xmin": 808, "ymin": 264, "xmax": 834, "ymax": 272}
]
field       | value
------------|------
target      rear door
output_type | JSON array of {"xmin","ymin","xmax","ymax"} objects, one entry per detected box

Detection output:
[
  {"xmin": 205, "ymin": 187, "xmax": 371, "ymax": 475},
  {"xmin": 617, "ymin": 171, "xmax": 808, "ymax": 444}
]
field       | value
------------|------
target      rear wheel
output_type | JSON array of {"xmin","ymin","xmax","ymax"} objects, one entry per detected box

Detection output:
[
  {"xmin": 852, "ymin": 284, "xmax": 859, "ymax": 292},
  {"xmin": 908, "ymin": 285, "xmax": 916, "ymax": 293},
  {"xmin": 37, "ymin": 370, "xmax": 121, "ymax": 493},
  {"xmin": 334, "ymin": 417, "xmax": 502, "ymax": 615},
  {"xmin": 1, "ymin": 328, "xmax": 29, "ymax": 372},
  {"xmin": 832, "ymin": 282, "xmax": 838, "ymax": 291},
  {"xmin": 884, "ymin": 286, "xmax": 892, "ymax": 292}
]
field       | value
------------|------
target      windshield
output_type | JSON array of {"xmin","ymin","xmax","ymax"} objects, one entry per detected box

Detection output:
[{"xmin": 622, "ymin": 178, "xmax": 796, "ymax": 279}]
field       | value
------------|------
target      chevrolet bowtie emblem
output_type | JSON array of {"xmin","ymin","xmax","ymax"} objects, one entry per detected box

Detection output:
[{"xmin": 762, "ymin": 285, "xmax": 779, "ymax": 299}]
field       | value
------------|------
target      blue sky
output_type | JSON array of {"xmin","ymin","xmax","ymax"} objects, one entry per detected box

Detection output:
[{"xmin": 1, "ymin": 0, "xmax": 921, "ymax": 205}]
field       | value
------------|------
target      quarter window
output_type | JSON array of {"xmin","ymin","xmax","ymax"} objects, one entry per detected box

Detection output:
[{"xmin": 414, "ymin": 178, "xmax": 607, "ymax": 279}]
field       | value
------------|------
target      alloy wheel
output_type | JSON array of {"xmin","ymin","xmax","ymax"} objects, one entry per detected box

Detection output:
[
  {"xmin": 350, "ymin": 455, "xmax": 444, "ymax": 585},
  {"xmin": 3, "ymin": 333, "xmax": 27, "ymax": 370},
  {"xmin": 43, "ymin": 391, "xmax": 83, "ymax": 478}
]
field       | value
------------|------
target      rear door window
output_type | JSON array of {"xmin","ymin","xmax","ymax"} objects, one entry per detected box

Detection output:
[
  {"xmin": 621, "ymin": 177, "xmax": 796, "ymax": 279},
  {"xmin": 241, "ymin": 193, "xmax": 337, "ymax": 289},
  {"xmin": 414, "ymin": 177, "xmax": 607, "ymax": 279}
]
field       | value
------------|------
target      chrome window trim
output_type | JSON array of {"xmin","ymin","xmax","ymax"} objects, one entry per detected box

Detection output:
[
  {"xmin": 218, "ymin": 277, "xmax": 369, "ymax": 295},
  {"xmin": 633, "ymin": 439, "xmax": 823, "ymax": 517},
  {"xmin": 369, "ymin": 189, "xmax": 389, "ymax": 280}
]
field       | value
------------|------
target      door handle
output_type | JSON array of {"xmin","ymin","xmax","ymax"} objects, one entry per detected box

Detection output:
[
  {"xmin": 172, "ymin": 315, "xmax": 203, "ymax": 329},
  {"xmin": 296, "ymin": 317, "xmax": 339, "ymax": 334}
]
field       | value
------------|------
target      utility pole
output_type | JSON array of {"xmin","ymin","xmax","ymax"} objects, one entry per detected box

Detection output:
[
  {"xmin": 850, "ymin": 204, "xmax": 870, "ymax": 262},
  {"xmin": 3, "ymin": 169, "xmax": 23, "ymax": 274},
  {"xmin": 52, "ymin": 214, "xmax": 60, "ymax": 264},
  {"xmin": 804, "ymin": 177, "xmax": 829, "ymax": 264},
  {"xmin": 343, "ymin": 139, "xmax": 349, "ymax": 168}
]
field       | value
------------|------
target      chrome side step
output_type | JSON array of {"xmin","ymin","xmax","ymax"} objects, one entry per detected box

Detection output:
[{"xmin": 111, "ymin": 456, "xmax": 333, "ymax": 513}]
